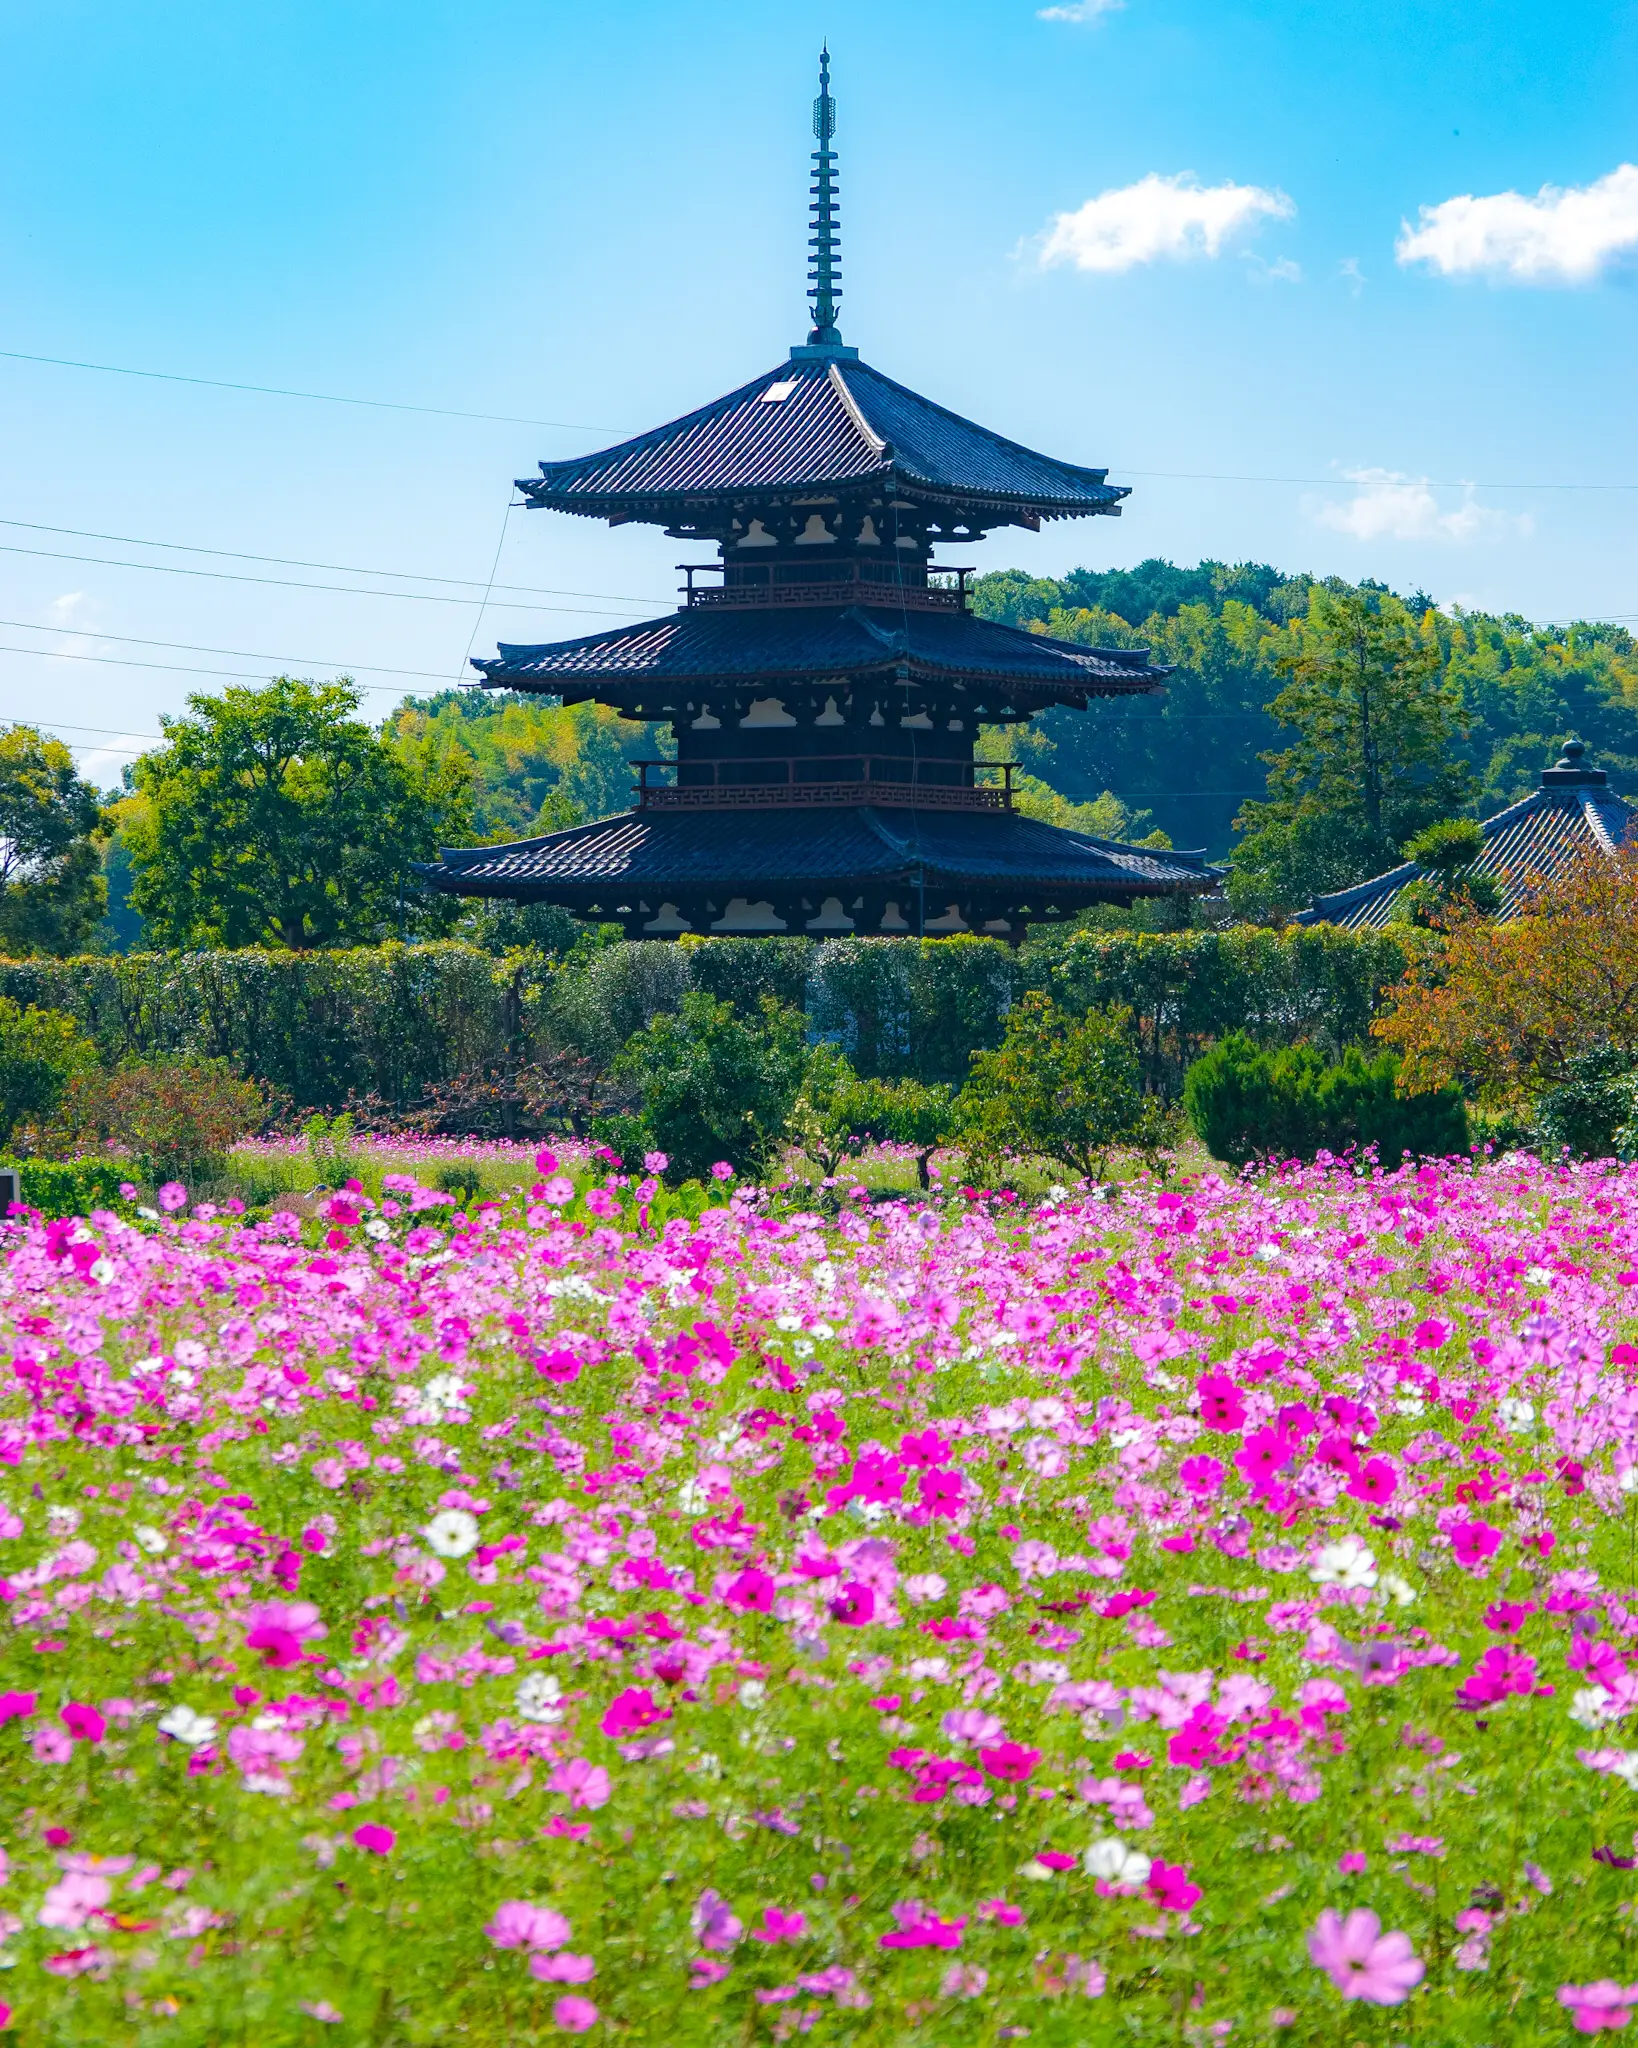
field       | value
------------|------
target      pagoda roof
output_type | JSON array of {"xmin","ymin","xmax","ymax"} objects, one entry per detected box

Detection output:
[
  {"xmin": 518, "ymin": 354, "xmax": 1127, "ymax": 525},
  {"xmin": 476, "ymin": 603, "xmax": 1167, "ymax": 704},
  {"xmin": 1299, "ymin": 743, "xmax": 1636, "ymax": 929},
  {"xmin": 421, "ymin": 804, "xmax": 1219, "ymax": 902}
]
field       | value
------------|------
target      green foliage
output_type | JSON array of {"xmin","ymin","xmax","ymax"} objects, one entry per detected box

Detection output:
[
  {"xmin": 127, "ymin": 678, "xmax": 475, "ymax": 949},
  {"xmin": 0, "ymin": 1156, "xmax": 132, "ymax": 1219},
  {"xmin": 614, "ymin": 992, "xmax": 809, "ymax": 1183},
  {"xmin": 53, "ymin": 1056, "xmax": 269, "ymax": 1183},
  {"xmin": 0, "ymin": 724, "xmax": 107, "ymax": 956},
  {"xmin": 835, "ymin": 1074, "xmax": 955, "ymax": 1189},
  {"xmin": 1529, "ymin": 1045, "xmax": 1638, "ymax": 1160},
  {"xmin": 0, "ymin": 996, "xmax": 98, "ymax": 1151},
  {"xmin": 387, "ymin": 690, "xmax": 667, "ymax": 841},
  {"xmin": 954, "ymin": 992, "xmax": 1166, "ymax": 1182},
  {"xmin": 973, "ymin": 559, "xmax": 1638, "ymax": 865},
  {"xmin": 303, "ymin": 1110, "xmax": 361, "ymax": 1187},
  {"xmin": 784, "ymin": 1041, "xmax": 864, "ymax": 1180},
  {"xmin": 1230, "ymin": 588, "xmax": 1475, "ymax": 918},
  {"xmin": 1391, "ymin": 818, "xmax": 1504, "ymax": 928},
  {"xmin": 1184, "ymin": 1031, "xmax": 1469, "ymax": 1167}
]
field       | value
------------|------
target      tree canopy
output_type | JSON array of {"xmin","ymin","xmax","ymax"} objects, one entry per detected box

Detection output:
[
  {"xmin": 126, "ymin": 678, "xmax": 473, "ymax": 949},
  {"xmin": 0, "ymin": 725, "xmax": 107, "ymax": 956}
]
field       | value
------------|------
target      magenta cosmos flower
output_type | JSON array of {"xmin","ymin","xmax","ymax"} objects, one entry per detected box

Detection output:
[
  {"xmin": 1560, "ymin": 1982, "xmax": 1638, "ymax": 2031},
  {"xmin": 1308, "ymin": 1909, "xmax": 1423, "ymax": 2004}
]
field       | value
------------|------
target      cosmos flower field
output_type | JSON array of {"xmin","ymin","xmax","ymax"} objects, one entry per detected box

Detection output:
[{"xmin": 5, "ymin": 1154, "xmax": 1638, "ymax": 2044}]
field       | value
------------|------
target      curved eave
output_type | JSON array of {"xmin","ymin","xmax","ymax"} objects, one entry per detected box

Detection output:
[{"xmin": 515, "ymin": 473, "xmax": 1128, "ymax": 524}]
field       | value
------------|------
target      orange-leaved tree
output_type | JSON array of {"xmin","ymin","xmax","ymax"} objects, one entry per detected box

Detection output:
[{"xmin": 1372, "ymin": 839, "xmax": 1638, "ymax": 1104}]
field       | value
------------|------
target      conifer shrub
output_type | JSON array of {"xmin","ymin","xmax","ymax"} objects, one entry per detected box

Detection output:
[{"xmin": 1184, "ymin": 1031, "xmax": 1468, "ymax": 1167}]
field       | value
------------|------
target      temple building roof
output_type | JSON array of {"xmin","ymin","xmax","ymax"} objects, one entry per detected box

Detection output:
[
  {"xmin": 476, "ymin": 603, "xmax": 1168, "ymax": 704},
  {"xmin": 518, "ymin": 354, "xmax": 1127, "ymax": 528},
  {"xmin": 1299, "ymin": 742, "xmax": 1636, "ymax": 929},
  {"xmin": 422, "ymin": 804, "xmax": 1219, "ymax": 904}
]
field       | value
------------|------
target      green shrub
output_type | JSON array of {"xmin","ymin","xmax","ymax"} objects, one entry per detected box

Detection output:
[
  {"xmin": 1, "ymin": 1157, "xmax": 133, "ymax": 1220},
  {"xmin": 954, "ymin": 993, "xmax": 1169, "ymax": 1183},
  {"xmin": 52, "ymin": 1055, "xmax": 268, "ymax": 1184},
  {"xmin": 1184, "ymin": 1031, "xmax": 1468, "ymax": 1167},
  {"xmin": 1530, "ymin": 1046, "xmax": 1638, "ymax": 1160},
  {"xmin": 0, "ymin": 996, "xmax": 97, "ymax": 1151},
  {"xmin": 614, "ymin": 993, "xmax": 809, "ymax": 1184},
  {"xmin": 304, "ymin": 1109, "xmax": 361, "ymax": 1187},
  {"xmin": 432, "ymin": 1162, "xmax": 484, "ymax": 1204}
]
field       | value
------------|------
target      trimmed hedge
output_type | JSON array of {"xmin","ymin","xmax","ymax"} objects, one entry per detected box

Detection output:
[
  {"xmin": 1, "ymin": 1158, "xmax": 133, "ymax": 1220},
  {"xmin": 0, "ymin": 927, "xmax": 1420, "ymax": 1112}
]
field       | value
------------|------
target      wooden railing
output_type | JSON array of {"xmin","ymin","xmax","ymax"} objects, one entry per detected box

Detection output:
[
  {"xmin": 677, "ymin": 562, "xmax": 972, "ymax": 613},
  {"xmin": 633, "ymin": 757, "xmax": 1017, "ymax": 813}
]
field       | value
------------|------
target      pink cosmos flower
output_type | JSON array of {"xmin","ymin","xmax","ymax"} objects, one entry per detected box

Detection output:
[
  {"xmin": 1559, "ymin": 1982, "xmax": 1638, "ymax": 2031},
  {"xmin": 1450, "ymin": 1521, "xmax": 1504, "ymax": 1571},
  {"xmin": 1337, "ymin": 1852, "xmax": 1367, "ymax": 1875},
  {"xmin": 1196, "ymin": 1374, "xmax": 1247, "ymax": 1432},
  {"xmin": 157, "ymin": 1181, "xmax": 188, "ymax": 1213},
  {"xmin": 942, "ymin": 1708, "xmax": 1003, "ymax": 1745},
  {"xmin": 31, "ymin": 1726, "xmax": 73, "ymax": 1765},
  {"xmin": 352, "ymin": 1825, "xmax": 395, "ymax": 1856},
  {"xmin": 1456, "ymin": 1647, "xmax": 1537, "ymax": 1709},
  {"xmin": 828, "ymin": 1583, "xmax": 875, "ymax": 1627},
  {"xmin": 59, "ymin": 1703, "xmax": 105, "ymax": 1745},
  {"xmin": 600, "ymin": 1689, "xmax": 671, "ymax": 1739},
  {"xmin": 899, "ymin": 1428, "xmax": 951, "ymax": 1468},
  {"xmin": 879, "ymin": 1903, "xmax": 966, "ymax": 1951},
  {"xmin": 750, "ymin": 1907, "xmax": 807, "ymax": 1944},
  {"xmin": 724, "ymin": 1567, "xmax": 776, "ymax": 1613},
  {"xmin": 691, "ymin": 1889, "xmax": 743, "ymax": 1952},
  {"xmin": 1346, "ymin": 1457, "xmax": 1399, "ymax": 1505},
  {"xmin": 1146, "ymin": 1860, "xmax": 1202, "ymax": 1913},
  {"xmin": 978, "ymin": 1741, "xmax": 1041, "ymax": 1783},
  {"xmin": 552, "ymin": 1995, "xmax": 599, "ymax": 2031},
  {"xmin": 530, "ymin": 1953, "xmax": 596, "ymax": 1983},
  {"xmin": 1308, "ymin": 1909, "xmax": 1424, "ymax": 2005},
  {"xmin": 710, "ymin": 1162, "xmax": 734, "ymax": 1181},
  {"xmin": 688, "ymin": 1958, "xmax": 730, "ymax": 1989},
  {"xmin": 549, "ymin": 1758, "xmax": 611, "ymax": 1810},
  {"xmin": 0, "ymin": 1691, "xmax": 37, "ymax": 1722},
  {"xmin": 245, "ymin": 1600, "xmax": 327, "ymax": 1669},
  {"xmin": 542, "ymin": 1176, "xmax": 575, "ymax": 1206},
  {"xmin": 918, "ymin": 1469, "xmax": 964, "ymax": 1518},
  {"xmin": 37, "ymin": 1873, "xmax": 111, "ymax": 1929},
  {"xmin": 487, "ymin": 1902, "xmax": 571, "ymax": 1952},
  {"xmin": 643, "ymin": 1151, "xmax": 668, "ymax": 1173},
  {"xmin": 1178, "ymin": 1455, "xmax": 1223, "ymax": 1497}
]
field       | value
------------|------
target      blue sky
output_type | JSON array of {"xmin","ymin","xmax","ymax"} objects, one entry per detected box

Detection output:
[{"xmin": 1, "ymin": 0, "xmax": 1635, "ymax": 786}]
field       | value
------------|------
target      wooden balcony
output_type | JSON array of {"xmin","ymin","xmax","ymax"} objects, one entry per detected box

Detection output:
[
  {"xmin": 633, "ymin": 757, "xmax": 1017, "ymax": 813},
  {"xmin": 677, "ymin": 562, "xmax": 972, "ymax": 613}
]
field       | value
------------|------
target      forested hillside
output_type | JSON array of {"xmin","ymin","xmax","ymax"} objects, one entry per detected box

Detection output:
[{"xmin": 972, "ymin": 561, "xmax": 1638, "ymax": 856}]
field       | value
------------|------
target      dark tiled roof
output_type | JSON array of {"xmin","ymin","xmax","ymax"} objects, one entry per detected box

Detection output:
[
  {"xmin": 1301, "ymin": 760, "xmax": 1636, "ymax": 929},
  {"xmin": 421, "ymin": 805, "xmax": 1219, "ymax": 900},
  {"xmin": 476, "ymin": 604, "xmax": 1167, "ymax": 700},
  {"xmin": 519, "ymin": 355, "xmax": 1126, "ymax": 520}
]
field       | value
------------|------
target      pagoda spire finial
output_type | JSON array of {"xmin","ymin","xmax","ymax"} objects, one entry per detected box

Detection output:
[{"xmin": 806, "ymin": 45, "xmax": 843, "ymax": 347}]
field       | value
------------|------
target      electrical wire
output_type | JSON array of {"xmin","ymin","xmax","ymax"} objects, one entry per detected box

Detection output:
[
  {"xmin": 0, "ymin": 539, "xmax": 655, "ymax": 615},
  {"xmin": 0, "ymin": 346, "xmax": 614, "ymax": 434},
  {"xmin": 0, "ymin": 515, "xmax": 672, "ymax": 608}
]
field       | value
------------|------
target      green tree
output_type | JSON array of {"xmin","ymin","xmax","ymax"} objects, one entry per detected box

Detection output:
[
  {"xmin": 614, "ymin": 992, "xmax": 809, "ymax": 1183},
  {"xmin": 0, "ymin": 726, "xmax": 107, "ymax": 956},
  {"xmin": 1229, "ymin": 589, "xmax": 1475, "ymax": 919},
  {"xmin": 0, "ymin": 998, "xmax": 98, "ymax": 1151},
  {"xmin": 954, "ymin": 991, "xmax": 1166, "ymax": 1181},
  {"xmin": 1391, "ymin": 818, "xmax": 1502, "ymax": 928},
  {"xmin": 127, "ymin": 678, "xmax": 474, "ymax": 949}
]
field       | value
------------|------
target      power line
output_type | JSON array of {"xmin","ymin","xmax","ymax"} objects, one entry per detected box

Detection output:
[
  {"xmin": 5, "ymin": 343, "xmax": 1635, "ymax": 493},
  {"xmin": 0, "ymin": 346, "xmax": 616, "ymax": 435},
  {"xmin": 0, "ymin": 514, "xmax": 673, "ymax": 608},
  {"xmin": 0, "ymin": 618, "xmax": 471, "ymax": 687},
  {"xmin": 0, "ymin": 539, "xmax": 657, "ymax": 615}
]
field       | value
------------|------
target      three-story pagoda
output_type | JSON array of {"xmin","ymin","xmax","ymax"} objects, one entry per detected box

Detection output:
[{"xmin": 422, "ymin": 52, "xmax": 1219, "ymax": 938}]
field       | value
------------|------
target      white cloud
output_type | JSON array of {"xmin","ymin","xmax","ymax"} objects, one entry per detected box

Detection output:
[
  {"xmin": 1038, "ymin": 0, "xmax": 1124, "ymax": 19},
  {"xmin": 1250, "ymin": 255, "xmax": 1302, "ymax": 284},
  {"xmin": 50, "ymin": 591, "xmax": 88, "ymax": 621},
  {"xmin": 1397, "ymin": 163, "xmax": 1638, "ymax": 283},
  {"xmin": 1338, "ymin": 256, "xmax": 1365, "ymax": 295},
  {"xmin": 1038, "ymin": 172, "xmax": 1294, "ymax": 273},
  {"xmin": 1311, "ymin": 468, "xmax": 1531, "ymax": 545}
]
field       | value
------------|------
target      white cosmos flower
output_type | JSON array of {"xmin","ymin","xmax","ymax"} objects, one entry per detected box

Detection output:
[
  {"xmin": 515, "ymin": 1673, "xmax": 563, "ymax": 1724},
  {"xmin": 1309, "ymin": 1535, "xmax": 1378, "ymax": 1589},
  {"xmin": 422, "ymin": 1373, "xmax": 469, "ymax": 1418},
  {"xmin": 157, "ymin": 1705, "xmax": 218, "ymax": 1748},
  {"xmin": 1083, "ymin": 1838, "xmax": 1152, "ymax": 1885},
  {"xmin": 1394, "ymin": 1396, "xmax": 1426, "ymax": 1419},
  {"xmin": 424, "ymin": 1509, "xmax": 481, "ymax": 1559},
  {"xmin": 132, "ymin": 1524, "xmax": 168, "ymax": 1555},
  {"xmin": 364, "ymin": 1218, "xmax": 391, "ymax": 1241},
  {"xmin": 1570, "ymin": 1687, "xmax": 1619, "ymax": 1730},
  {"xmin": 1377, "ymin": 1572, "xmax": 1417, "ymax": 1609},
  {"xmin": 1497, "ymin": 1397, "xmax": 1536, "ymax": 1434}
]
